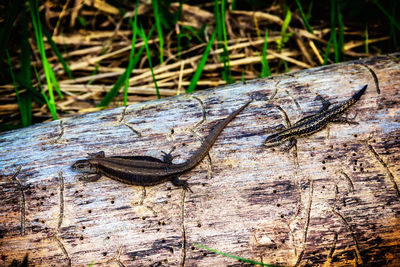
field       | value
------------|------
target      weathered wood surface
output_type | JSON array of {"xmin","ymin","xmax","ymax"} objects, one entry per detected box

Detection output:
[{"xmin": 1, "ymin": 54, "xmax": 399, "ymax": 266}]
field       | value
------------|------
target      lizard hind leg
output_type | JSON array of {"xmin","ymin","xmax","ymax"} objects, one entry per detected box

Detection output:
[
  {"xmin": 88, "ymin": 151, "xmax": 105, "ymax": 158},
  {"xmin": 171, "ymin": 176, "xmax": 193, "ymax": 192},
  {"xmin": 330, "ymin": 114, "xmax": 359, "ymax": 124}
]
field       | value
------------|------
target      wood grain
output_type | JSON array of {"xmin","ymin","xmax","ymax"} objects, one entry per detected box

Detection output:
[{"xmin": 1, "ymin": 54, "xmax": 399, "ymax": 266}]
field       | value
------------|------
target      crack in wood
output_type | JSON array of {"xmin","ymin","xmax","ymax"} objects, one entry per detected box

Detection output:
[
  {"xmin": 188, "ymin": 97, "xmax": 213, "ymax": 178},
  {"xmin": 295, "ymin": 250, "xmax": 305, "ymax": 267},
  {"xmin": 122, "ymin": 122, "xmax": 142, "ymax": 137},
  {"xmin": 106, "ymin": 246, "xmax": 125, "ymax": 267},
  {"xmin": 325, "ymin": 232, "xmax": 338, "ymax": 264},
  {"xmin": 119, "ymin": 106, "xmax": 142, "ymax": 137},
  {"xmin": 285, "ymin": 89, "xmax": 303, "ymax": 112},
  {"xmin": 286, "ymin": 224, "xmax": 296, "ymax": 256},
  {"xmin": 331, "ymin": 209, "xmax": 362, "ymax": 265},
  {"xmin": 267, "ymin": 80, "xmax": 280, "ymax": 103},
  {"xmin": 139, "ymin": 186, "xmax": 146, "ymax": 205},
  {"xmin": 58, "ymin": 171, "xmax": 65, "ymax": 230},
  {"xmin": 191, "ymin": 96, "xmax": 206, "ymax": 128},
  {"xmin": 136, "ymin": 186, "xmax": 158, "ymax": 217},
  {"xmin": 288, "ymin": 181, "xmax": 302, "ymax": 227},
  {"xmin": 336, "ymin": 170, "xmax": 355, "ymax": 192},
  {"xmin": 49, "ymin": 120, "xmax": 65, "ymax": 144},
  {"xmin": 330, "ymin": 174, "xmax": 362, "ymax": 264},
  {"xmin": 51, "ymin": 235, "xmax": 71, "ymax": 267},
  {"xmin": 188, "ymin": 126, "xmax": 213, "ymax": 176},
  {"xmin": 275, "ymin": 105, "xmax": 299, "ymax": 166},
  {"xmin": 8, "ymin": 166, "xmax": 25, "ymax": 236},
  {"xmin": 295, "ymin": 179, "xmax": 313, "ymax": 267},
  {"xmin": 119, "ymin": 106, "xmax": 128, "ymax": 123},
  {"xmin": 286, "ymin": 181, "xmax": 302, "ymax": 259},
  {"xmin": 56, "ymin": 120, "xmax": 64, "ymax": 142},
  {"xmin": 367, "ymin": 143, "xmax": 400, "ymax": 198},
  {"xmin": 145, "ymin": 205, "xmax": 158, "ymax": 217},
  {"xmin": 333, "ymin": 184, "xmax": 340, "ymax": 210},
  {"xmin": 356, "ymin": 63, "xmax": 380, "ymax": 94},
  {"xmin": 179, "ymin": 190, "xmax": 187, "ymax": 267}
]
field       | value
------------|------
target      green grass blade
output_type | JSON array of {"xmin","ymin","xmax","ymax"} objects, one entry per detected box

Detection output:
[
  {"xmin": 295, "ymin": 0, "xmax": 313, "ymax": 34},
  {"xmin": 18, "ymin": 9, "xmax": 32, "ymax": 84},
  {"xmin": 47, "ymin": 61, "xmax": 63, "ymax": 99},
  {"xmin": 283, "ymin": 60, "xmax": 290, "ymax": 73},
  {"xmin": 391, "ymin": 1, "xmax": 398, "ymax": 48},
  {"xmin": 194, "ymin": 243, "xmax": 285, "ymax": 267},
  {"xmin": 365, "ymin": 24, "xmax": 369, "ymax": 54},
  {"xmin": 389, "ymin": 6, "xmax": 398, "ymax": 49},
  {"xmin": 276, "ymin": 8, "xmax": 292, "ymax": 52},
  {"xmin": 42, "ymin": 26, "xmax": 73, "ymax": 79},
  {"xmin": 337, "ymin": 0, "xmax": 344, "ymax": 61},
  {"xmin": 260, "ymin": 30, "xmax": 271, "ymax": 78},
  {"xmin": 29, "ymin": 0, "xmax": 59, "ymax": 119},
  {"xmin": 97, "ymin": 71, "xmax": 127, "ymax": 107},
  {"xmin": 214, "ymin": 0, "xmax": 223, "ymax": 44},
  {"xmin": 231, "ymin": 0, "xmax": 236, "ymax": 10},
  {"xmin": 16, "ymin": 7, "xmax": 33, "ymax": 126},
  {"xmin": 186, "ymin": 30, "xmax": 217, "ymax": 93},
  {"xmin": 214, "ymin": 0, "xmax": 233, "ymax": 83},
  {"xmin": 281, "ymin": 9, "xmax": 292, "ymax": 43},
  {"xmin": 307, "ymin": 0, "xmax": 314, "ymax": 18},
  {"xmin": 140, "ymin": 26, "xmax": 161, "ymax": 99},
  {"xmin": 173, "ymin": 0, "xmax": 183, "ymax": 25},
  {"xmin": 88, "ymin": 43, "xmax": 111, "ymax": 85},
  {"xmin": 77, "ymin": 16, "xmax": 86, "ymax": 27},
  {"xmin": 220, "ymin": 0, "xmax": 234, "ymax": 83},
  {"xmin": 372, "ymin": 0, "xmax": 400, "ymax": 32},
  {"xmin": 214, "ymin": 0, "xmax": 226, "ymax": 81},
  {"xmin": 15, "ymin": 76, "xmax": 45, "ymax": 105},
  {"xmin": 29, "ymin": 0, "xmax": 41, "ymax": 51},
  {"xmin": 7, "ymin": 50, "xmax": 27, "ymax": 126},
  {"xmin": 276, "ymin": 7, "xmax": 292, "ymax": 72},
  {"xmin": 177, "ymin": 33, "xmax": 186, "ymax": 59},
  {"xmin": 151, "ymin": 0, "xmax": 164, "ymax": 64},
  {"xmin": 97, "ymin": 26, "xmax": 155, "ymax": 107},
  {"xmin": 124, "ymin": 5, "xmax": 139, "ymax": 106},
  {"xmin": 330, "ymin": 0, "xmax": 339, "ymax": 63},
  {"xmin": 331, "ymin": 25, "xmax": 338, "ymax": 62},
  {"xmin": 183, "ymin": 25, "xmax": 204, "ymax": 43},
  {"xmin": 0, "ymin": 1, "xmax": 24, "ymax": 73},
  {"xmin": 323, "ymin": 31, "xmax": 333, "ymax": 65},
  {"xmin": 374, "ymin": 0, "xmax": 399, "ymax": 48},
  {"xmin": 33, "ymin": 65, "xmax": 57, "ymax": 118},
  {"xmin": 42, "ymin": 58, "xmax": 58, "ymax": 119},
  {"xmin": 177, "ymin": 26, "xmax": 203, "ymax": 59}
]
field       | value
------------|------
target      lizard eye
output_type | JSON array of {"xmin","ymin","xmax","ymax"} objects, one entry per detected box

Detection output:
[{"xmin": 72, "ymin": 160, "xmax": 89, "ymax": 170}]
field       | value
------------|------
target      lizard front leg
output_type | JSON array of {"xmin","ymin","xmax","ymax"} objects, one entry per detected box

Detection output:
[{"xmin": 79, "ymin": 173, "xmax": 102, "ymax": 182}]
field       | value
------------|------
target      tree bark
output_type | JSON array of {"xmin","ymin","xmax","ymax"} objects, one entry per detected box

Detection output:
[{"xmin": 1, "ymin": 54, "xmax": 399, "ymax": 266}]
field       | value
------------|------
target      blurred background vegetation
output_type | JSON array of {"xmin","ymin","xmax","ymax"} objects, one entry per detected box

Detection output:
[{"xmin": 0, "ymin": 0, "xmax": 399, "ymax": 131}]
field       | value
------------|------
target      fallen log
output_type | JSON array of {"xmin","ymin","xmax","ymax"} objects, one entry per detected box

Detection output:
[{"xmin": 0, "ymin": 54, "xmax": 399, "ymax": 266}]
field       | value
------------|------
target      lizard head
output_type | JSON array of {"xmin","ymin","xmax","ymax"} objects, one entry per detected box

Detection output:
[
  {"xmin": 71, "ymin": 159, "xmax": 96, "ymax": 173},
  {"xmin": 264, "ymin": 133, "xmax": 284, "ymax": 147}
]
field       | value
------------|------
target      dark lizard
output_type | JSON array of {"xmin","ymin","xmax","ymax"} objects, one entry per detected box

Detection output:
[
  {"xmin": 71, "ymin": 101, "xmax": 251, "ymax": 191},
  {"xmin": 264, "ymin": 84, "xmax": 367, "ymax": 150}
]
